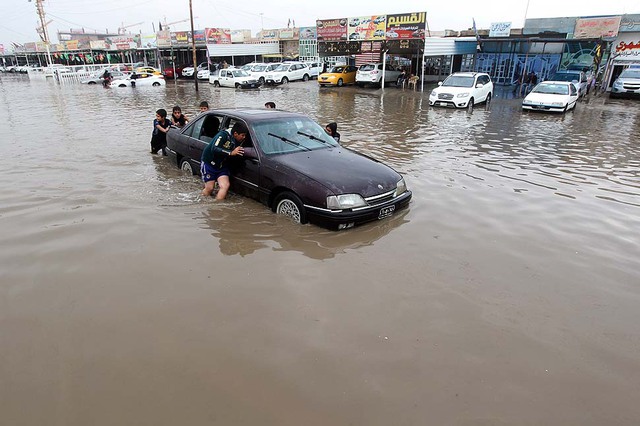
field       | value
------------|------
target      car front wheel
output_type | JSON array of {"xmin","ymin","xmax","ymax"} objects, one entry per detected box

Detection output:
[
  {"xmin": 273, "ymin": 191, "xmax": 307, "ymax": 224},
  {"xmin": 302, "ymin": 74, "xmax": 309, "ymax": 81},
  {"xmin": 337, "ymin": 78, "xmax": 343, "ymax": 87},
  {"xmin": 152, "ymin": 82, "xmax": 160, "ymax": 86},
  {"xmin": 467, "ymin": 97, "xmax": 474, "ymax": 112},
  {"xmin": 213, "ymin": 81, "xmax": 220, "ymax": 87},
  {"xmin": 281, "ymin": 77, "xmax": 289, "ymax": 84}
]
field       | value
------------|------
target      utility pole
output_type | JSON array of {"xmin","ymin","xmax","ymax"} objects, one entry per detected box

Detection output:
[
  {"xmin": 32, "ymin": 0, "xmax": 53, "ymax": 66},
  {"xmin": 189, "ymin": 0, "xmax": 198, "ymax": 91}
]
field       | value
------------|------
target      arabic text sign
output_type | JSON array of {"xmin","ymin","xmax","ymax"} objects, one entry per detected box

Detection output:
[
  {"xmin": 490, "ymin": 22, "xmax": 512, "ymax": 37},
  {"xmin": 574, "ymin": 16, "xmax": 621, "ymax": 39},
  {"xmin": 613, "ymin": 36, "xmax": 640, "ymax": 60},
  {"xmin": 206, "ymin": 28, "xmax": 231, "ymax": 44},
  {"xmin": 386, "ymin": 12, "xmax": 426, "ymax": 39},
  {"xmin": 348, "ymin": 16, "xmax": 386, "ymax": 41},
  {"xmin": 316, "ymin": 18, "xmax": 348, "ymax": 41}
]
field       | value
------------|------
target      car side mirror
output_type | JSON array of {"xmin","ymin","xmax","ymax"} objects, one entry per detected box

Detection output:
[
  {"xmin": 437, "ymin": 81, "xmax": 443, "ymax": 86},
  {"xmin": 476, "ymin": 83, "xmax": 484, "ymax": 88},
  {"xmin": 243, "ymin": 147, "xmax": 258, "ymax": 160}
]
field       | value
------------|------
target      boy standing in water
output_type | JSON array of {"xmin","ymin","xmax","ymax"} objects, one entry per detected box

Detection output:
[
  {"xmin": 150, "ymin": 109, "xmax": 171, "ymax": 155},
  {"xmin": 201, "ymin": 122, "xmax": 248, "ymax": 200}
]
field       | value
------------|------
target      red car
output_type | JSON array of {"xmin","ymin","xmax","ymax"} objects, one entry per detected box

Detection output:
[{"xmin": 162, "ymin": 65, "xmax": 185, "ymax": 79}]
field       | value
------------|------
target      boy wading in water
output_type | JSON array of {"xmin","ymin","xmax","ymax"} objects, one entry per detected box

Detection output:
[
  {"xmin": 200, "ymin": 122, "xmax": 248, "ymax": 200},
  {"xmin": 150, "ymin": 109, "xmax": 171, "ymax": 155}
]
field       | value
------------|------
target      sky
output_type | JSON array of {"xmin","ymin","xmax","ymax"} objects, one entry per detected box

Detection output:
[{"xmin": 0, "ymin": 0, "xmax": 638, "ymax": 46}]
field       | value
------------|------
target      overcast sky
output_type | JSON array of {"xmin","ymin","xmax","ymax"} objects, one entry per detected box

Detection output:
[{"xmin": 1, "ymin": 0, "xmax": 638, "ymax": 46}]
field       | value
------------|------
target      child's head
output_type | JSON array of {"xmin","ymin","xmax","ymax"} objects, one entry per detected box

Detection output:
[
  {"xmin": 172, "ymin": 106, "xmax": 182, "ymax": 116},
  {"xmin": 264, "ymin": 102, "xmax": 276, "ymax": 109},
  {"xmin": 199, "ymin": 101, "xmax": 209, "ymax": 112},
  {"xmin": 156, "ymin": 108, "xmax": 167, "ymax": 120}
]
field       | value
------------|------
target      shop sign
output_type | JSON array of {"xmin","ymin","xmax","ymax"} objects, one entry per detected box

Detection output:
[
  {"xmin": 386, "ymin": 12, "xmax": 426, "ymax": 39},
  {"xmin": 348, "ymin": 15, "xmax": 386, "ymax": 41},
  {"xmin": 141, "ymin": 33, "xmax": 157, "ymax": 48},
  {"xmin": 299, "ymin": 27, "xmax": 316, "ymax": 40},
  {"xmin": 489, "ymin": 22, "xmax": 512, "ymax": 37},
  {"xmin": 574, "ymin": 16, "xmax": 621, "ymax": 39},
  {"xmin": 317, "ymin": 18, "xmax": 348, "ymax": 41},
  {"xmin": 193, "ymin": 30, "xmax": 206, "ymax": 43},
  {"xmin": 613, "ymin": 35, "xmax": 640, "ymax": 60}
]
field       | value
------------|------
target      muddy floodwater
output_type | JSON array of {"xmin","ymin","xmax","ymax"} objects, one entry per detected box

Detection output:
[{"xmin": 1, "ymin": 74, "xmax": 639, "ymax": 425}]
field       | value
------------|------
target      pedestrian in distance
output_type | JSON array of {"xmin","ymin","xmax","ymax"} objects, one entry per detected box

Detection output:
[
  {"xmin": 150, "ymin": 108, "xmax": 171, "ymax": 155},
  {"xmin": 264, "ymin": 102, "xmax": 276, "ymax": 109},
  {"xmin": 171, "ymin": 105, "xmax": 188, "ymax": 128},
  {"xmin": 200, "ymin": 122, "xmax": 248, "ymax": 200},
  {"xmin": 325, "ymin": 122, "xmax": 340, "ymax": 143}
]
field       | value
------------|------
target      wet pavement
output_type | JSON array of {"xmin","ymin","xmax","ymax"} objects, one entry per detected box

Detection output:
[{"xmin": 1, "ymin": 74, "xmax": 640, "ymax": 425}]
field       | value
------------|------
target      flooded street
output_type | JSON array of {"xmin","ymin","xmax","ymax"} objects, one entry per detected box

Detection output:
[{"xmin": 1, "ymin": 74, "xmax": 639, "ymax": 425}]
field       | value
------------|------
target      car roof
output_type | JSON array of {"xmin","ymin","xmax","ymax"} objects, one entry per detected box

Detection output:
[{"xmin": 204, "ymin": 108, "xmax": 309, "ymax": 123}]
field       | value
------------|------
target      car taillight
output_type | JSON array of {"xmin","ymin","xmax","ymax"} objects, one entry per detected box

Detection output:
[
  {"xmin": 372, "ymin": 70, "xmax": 378, "ymax": 74},
  {"xmin": 159, "ymin": 75, "xmax": 164, "ymax": 79}
]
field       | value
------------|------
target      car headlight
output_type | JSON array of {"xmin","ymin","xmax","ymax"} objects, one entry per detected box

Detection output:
[
  {"xmin": 613, "ymin": 80, "xmax": 623, "ymax": 87},
  {"xmin": 394, "ymin": 178, "xmax": 407, "ymax": 196},
  {"xmin": 327, "ymin": 194, "xmax": 367, "ymax": 210},
  {"xmin": 429, "ymin": 91, "xmax": 437, "ymax": 97},
  {"xmin": 456, "ymin": 92, "xmax": 470, "ymax": 98}
]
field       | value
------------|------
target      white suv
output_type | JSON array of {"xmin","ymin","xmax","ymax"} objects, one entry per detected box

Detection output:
[
  {"xmin": 265, "ymin": 62, "xmax": 310, "ymax": 84},
  {"xmin": 356, "ymin": 63, "xmax": 402, "ymax": 87},
  {"xmin": 304, "ymin": 61, "xmax": 323, "ymax": 79},
  {"xmin": 249, "ymin": 62, "xmax": 281, "ymax": 84},
  {"xmin": 183, "ymin": 62, "xmax": 208, "ymax": 78},
  {"xmin": 429, "ymin": 72, "xmax": 493, "ymax": 110}
]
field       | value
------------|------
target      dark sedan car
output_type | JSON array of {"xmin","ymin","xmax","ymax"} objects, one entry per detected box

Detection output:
[{"xmin": 166, "ymin": 109, "xmax": 412, "ymax": 230}]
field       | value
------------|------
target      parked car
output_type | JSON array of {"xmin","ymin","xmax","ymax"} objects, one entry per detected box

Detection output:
[
  {"xmin": 165, "ymin": 108, "xmax": 411, "ymax": 229},
  {"xmin": 182, "ymin": 62, "xmax": 208, "ymax": 78},
  {"xmin": 522, "ymin": 81, "xmax": 579, "ymax": 113},
  {"xmin": 549, "ymin": 70, "xmax": 587, "ymax": 97},
  {"xmin": 197, "ymin": 69, "xmax": 210, "ymax": 80},
  {"xmin": 356, "ymin": 63, "xmax": 402, "ymax": 87},
  {"xmin": 609, "ymin": 67, "xmax": 640, "ymax": 98},
  {"xmin": 265, "ymin": 62, "xmax": 310, "ymax": 84},
  {"xmin": 209, "ymin": 69, "xmax": 261, "ymax": 88},
  {"xmin": 429, "ymin": 72, "xmax": 493, "ymax": 110},
  {"xmin": 162, "ymin": 64, "xmax": 185, "ymax": 79},
  {"xmin": 248, "ymin": 62, "xmax": 281, "ymax": 84},
  {"xmin": 110, "ymin": 74, "xmax": 166, "ymax": 87},
  {"xmin": 304, "ymin": 61, "xmax": 323, "ymax": 78},
  {"xmin": 135, "ymin": 66, "xmax": 162, "ymax": 75},
  {"xmin": 318, "ymin": 65, "xmax": 358, "ymax": 87},
  {"xmin": 81, "ymin": 69, "xmax": 127, "ymax": 84}
]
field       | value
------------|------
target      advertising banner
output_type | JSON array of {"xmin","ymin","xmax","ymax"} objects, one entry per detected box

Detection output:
[
  {"xmin": 0, "ymin": 44, "xmax": 4, "ymax": 55},
  {"xmin": 206, "ymin": 28, "xmax": 231, "ymax": 44},
  {"xmin": 574, "ymin": 16, "xmax": 621, "ymax": 39},
  {"xmin": 619, "ymin": 15, "xmax": 640, "ymax": 32},
  {"xmin": 259, "ymin": 29, "xmax": 278, "ymax": 40},
  {"xmin": 299, "ymin": 27, "xmax": 317, "ymax": 40},
  {"xmin": 141, "ymin": 33, "xmax": 157, "ymax": 48},
  {"xmin": 489, "ymin": 22, "xmax": 512, "ymax": 37},
  {"xmin": 193, "ymin": 30, "xmax": 206, "ymax": 43},
  {"xmin": 348, "ymin": 15, "xmax": 386, "ymax": 41},
  {"xmin": 612, "ymin": 35, "xmax": 640, "ymax": 60},
  {"xmin": 174, "ymin": 31, "xmax": 190, "ymax": 44},
  {"xmin": 90, "ymin": 40, "xmax": 107, "ymax": 50},
  {"xmin": 230, "ymin": 30, "xmax": 245, "ymax": 43},
  {"xmin": 386, "ymin": 12, "xmax": 426, "ymax": 39},
  {"xmin": 64, "ymin": 40, "xmax": 79, "ymax": 50},
  {"xmin": 279, "ymin": 29, "xmax": 296, "ymax": 40},
  {"xmin": 316, "ymin": 18, "xmax": 348, "ymax": 41}
]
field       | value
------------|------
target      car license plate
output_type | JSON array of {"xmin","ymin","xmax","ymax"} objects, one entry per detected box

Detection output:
[{"xmin": 378, "ymin": 205, "xmax": 395, "ymax": 219}]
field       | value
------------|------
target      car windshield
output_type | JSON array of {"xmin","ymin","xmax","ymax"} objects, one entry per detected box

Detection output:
[
  {"xmin": 330, "ymin": 66, "xmax": 345, "ymax": 73},
  {"xmin": 532, "ymin": 83, "xmax": 569, "ymax": 95},
  {"xmin": 442, "ymin": 75, "xmax": 475, "ymax": 87},
  {"xmin": 231, "ymin": 70, "xmax": 250, "ymax": 77},
  {"xmin": 252, "ymin": 118, "xmax": 340, "ymax": 155},
  {"xmin": 620, "ymin": 69, "xmax": 640, "ymax": 79},
  {"xmin": 359, "ymin": 64, "xmax": 377, "ymax": 71},
  {"xmin": 551, "ymin": 73, "xmax": 580, "ymax": 82}
]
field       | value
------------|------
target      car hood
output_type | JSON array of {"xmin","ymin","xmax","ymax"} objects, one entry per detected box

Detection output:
[
  {"xmin": 273, "ymin": 147, "xmax": 402, "ymax": 197},
  {"xmin": 616, "ymin": 77, "xmax": 640, "ymax": 83},
  {"xmin": 432, "ymin": 85, "xmax": 476, "ymax": 94}
]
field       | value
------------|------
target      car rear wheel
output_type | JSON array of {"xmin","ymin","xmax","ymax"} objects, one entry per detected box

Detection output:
[
  {"xmin": 302, "ymin": 74, "xmax": 309, "ymax": 81},
  {"xmin": 180, "ymin": 158, "xmax": 194, "ymax": 175},
  {"xmin": 273, "ymin": 191, "xmax": 307, "ymax": 224},
  {"xmin": 337, "ymin": 78, "xmax": 343, "ymax": 87},
  {"xmin": 213, "ymin": 81, "xmax": 220, "ymax": 87},
  {"xmin": 88, "ymin": 81, "xmax": 96, "ymax": 85},
  {"xmin": 258, "ymin": 77, "xmax": 265, "ymax": 84},
  {"xmin": 235, "ymin": 83, "xmax": 241, "ymax": 88},
  {"xmin": 152, "ymin": 82, "xmax": 160, "ymax": 87},
  {"xmin": 281, "ymin": 77, "xmax": 289, "ymax": 84},
  {"xmin": 118, "ymin": 84, "xmax": 127, "ymax": 87}
]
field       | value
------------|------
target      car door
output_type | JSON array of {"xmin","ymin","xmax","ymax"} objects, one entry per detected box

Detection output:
[
  {"xmin": 568, "ymin": 83, "xmax": 579, "ymax": 108},
  {"xmin": 224, "ymin": 117, "xmax": 262, "ymax": 200}
]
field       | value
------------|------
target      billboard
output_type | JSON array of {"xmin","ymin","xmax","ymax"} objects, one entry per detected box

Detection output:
[
  {"xmin": 193, "ymin": 30, "xmax": 206, "ymax": 43},
  {"xmin": 348, "ymin": 15, "xmax": 386, "ymax": 41},
  {"xmin": 316, "ymin": 18, "xmax": 348, "ymax": 41},
  {"xmin": 386, "ymin": 12, "xmax": 426, "ymax": 39},
  {"xmin": 140, "ymin": 33, "xmax": 157, "ymax": 49},
  {"xmin": 613, "ymin": 36, "xmax": 640, "ymax": 60},
  {"xmin": 489, "ymin": 22, "xmax": 512, "ymax": 37},
  {"xmin": 574, "ymin": 16, "xmax": 621, "ymax": 39},
  {"xmin": 206, "ymin": 28, "xmax": 231, "ymax": 44},
  {"xmin": 299, "ymin": 26, "xmax": 317, "ymax": 40}
]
